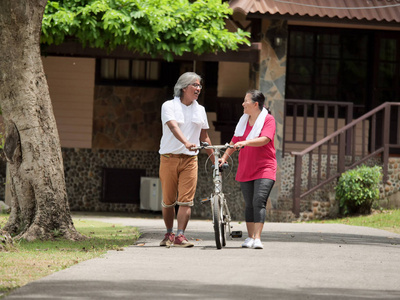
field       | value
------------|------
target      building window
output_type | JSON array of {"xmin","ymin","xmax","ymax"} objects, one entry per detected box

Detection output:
[
  {"xmin": 286, "ymin": 26, "xmax": 370, "ymax": 115},
  {"xmin": 96, "ymin": 58, "xmax": 161, "ymax": 85}
]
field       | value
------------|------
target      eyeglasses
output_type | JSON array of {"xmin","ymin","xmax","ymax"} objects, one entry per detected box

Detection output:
[{"xmin": 190, "ymin": 83, "xmax": 202, "ymax": 89}]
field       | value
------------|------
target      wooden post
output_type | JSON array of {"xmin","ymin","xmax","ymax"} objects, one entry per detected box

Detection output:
[
  {"xmin": 293, "ymin": 155, "xmax": 302, "ymax": 217},
  {"xmin": 382, "ymin": 105, "xmax": 390, "ymax": 183}
]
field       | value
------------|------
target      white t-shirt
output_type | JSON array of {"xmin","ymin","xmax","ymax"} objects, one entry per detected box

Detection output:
[{"xmin": 159, "ymin": 98, "xmax": 209, "ymax": 155}]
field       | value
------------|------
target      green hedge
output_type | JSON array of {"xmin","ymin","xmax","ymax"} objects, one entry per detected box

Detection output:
[{"xmin": 335, "ymin": 165, "xmax": 382, "ymax": 215}]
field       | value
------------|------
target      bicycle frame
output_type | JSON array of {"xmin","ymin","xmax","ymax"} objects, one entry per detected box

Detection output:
[
  {"xmin": 193, "ymin": 143, "xmax": 236, "ymax": 249},
  {"xmin": 210, "ymin": 146, "xmax": 229, "ymax": 245}
]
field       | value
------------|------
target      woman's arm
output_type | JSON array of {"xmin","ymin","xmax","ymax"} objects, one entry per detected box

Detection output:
[
  {"xmin": 234, "ymin": 136, "xmax": 270, "ymax": 148},
  {"xmin": 219, "ymin": 141, "xmax": 236, "ymax": 167}
]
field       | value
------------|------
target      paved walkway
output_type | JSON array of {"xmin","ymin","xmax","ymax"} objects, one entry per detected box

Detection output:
[{"xmin": 4, "ymin": 213, "xmax": 400, "ymax": 299}]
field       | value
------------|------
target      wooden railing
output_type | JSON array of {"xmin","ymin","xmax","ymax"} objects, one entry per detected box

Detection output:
[
  {"xmin": 283, "ymin": 99, "xmax": 354, "ymax": 156},
  {"xmin": 291, "ymin": 102, "xmax": 400, "ymax": 216}
]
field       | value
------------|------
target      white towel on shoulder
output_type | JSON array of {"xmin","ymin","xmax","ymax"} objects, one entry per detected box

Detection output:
[
  {"xmin": 173, "ymin": 96, "xmax": 203, "ymax": 125},
  {"xmin": 234, "ymin": 108, "xmax": 268, "ymax": 140}
]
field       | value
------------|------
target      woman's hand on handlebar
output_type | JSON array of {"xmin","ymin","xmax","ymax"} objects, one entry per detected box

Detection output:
[
  {"xmin": 218, "ymin": 157, "xmax": 227, "ymax": 168},
  {"xmin": 233, "ymin": 141, "xmax": 246, "ymax": 150}
]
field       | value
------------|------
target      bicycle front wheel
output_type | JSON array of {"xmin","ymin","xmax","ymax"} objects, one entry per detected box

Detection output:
[
  {"xmin": 213, "ymin": 195, "xmax": 223, "ymax": 249},
  {"xmin": 220, "ymin": 196, "xmax": 227, "ymax": 247}
]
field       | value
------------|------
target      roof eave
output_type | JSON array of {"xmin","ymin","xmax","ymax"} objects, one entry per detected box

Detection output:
[{"xmin": 246, "ymin": 12, "xmax": 400, "ymax": 29}]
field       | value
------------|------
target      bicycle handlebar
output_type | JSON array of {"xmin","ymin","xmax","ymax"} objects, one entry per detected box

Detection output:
[
  {"xmin": 192, "ymin": 142, "xmax": 241, "ymax": 174},
  {"xmin": 191, "ymin": 142, "xmax": 234, "ymax": 151}
]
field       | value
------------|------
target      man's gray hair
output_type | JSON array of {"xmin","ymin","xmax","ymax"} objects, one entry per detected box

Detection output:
[{"xmin": 173, "ymin": 72, "xmax": 202, "ymax": 97}]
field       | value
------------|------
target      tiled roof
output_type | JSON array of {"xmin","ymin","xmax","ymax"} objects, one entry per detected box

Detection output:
[{"xmin": 229, "ymin": 0, "xmax": 400, "ymax": 23}]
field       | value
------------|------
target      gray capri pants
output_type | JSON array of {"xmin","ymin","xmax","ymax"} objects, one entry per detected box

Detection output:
[{"xmin": 240, "ymin": 178, "xmax": 275, "ymax": 223}]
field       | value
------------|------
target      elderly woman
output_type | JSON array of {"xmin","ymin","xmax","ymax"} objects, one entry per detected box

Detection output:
[
  {"xmin": 158, "ymin": 72, "xmax": 214, "ymax": 248},
  {"xmin": 219, "ymin": 90, "xmax": 277, "ymax": 249}
]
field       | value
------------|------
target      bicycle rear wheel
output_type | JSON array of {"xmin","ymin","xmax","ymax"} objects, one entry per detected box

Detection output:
[{"xmin": 213, "ymin": 195, "xmax": 223, "ymax": 249}]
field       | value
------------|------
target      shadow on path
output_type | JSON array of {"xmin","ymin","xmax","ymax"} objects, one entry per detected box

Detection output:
[
  {"xmin": 139, "ymin": 230, "xmax": 400, "ymax": 247},
  {"xmin": 6, "ymin": 280, "xmax": 400, "ymax": 300}
]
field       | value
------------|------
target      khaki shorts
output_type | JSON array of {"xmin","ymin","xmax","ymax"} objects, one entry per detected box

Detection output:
[{"xmin": 159, "ymin": 154, "xmax": 198, "ymax": 207}]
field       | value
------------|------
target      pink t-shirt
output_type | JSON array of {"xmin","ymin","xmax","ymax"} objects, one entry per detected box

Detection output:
[{"xmin": 231, "ymin": 114, "xmax": 277, "ymax": 182}]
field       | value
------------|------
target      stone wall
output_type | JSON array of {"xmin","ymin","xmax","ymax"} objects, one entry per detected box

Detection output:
[
  {"xmin": 62, "ymin": 148, "xmax": 160, "ymax": 213},
  {"xmin": 61, "ymin": 148, "xmax": 400, "ymax": 222},
  {"xmin": 61, "ymin": 147, "xmax": 245, "ymax": 220},
  {"xmin": 252, "ymin": 19, "xmax": 288, "ymax": 211},
  {"xmin": 382, "ymin": 158, "xmax": 400, "ymax": 208},
  {"xmin": 93, "ymin": 85, "xmax": 167, "ymax": 151},
  {"xmin": 1, "ymin": 149, "xmax": 400, "ymax": 221}
]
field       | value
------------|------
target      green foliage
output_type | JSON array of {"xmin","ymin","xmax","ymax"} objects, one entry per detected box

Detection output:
[
  {"xmin": 52, "ymin": 228, "xmax": 63, "ymax": 238},
  {"xmin": 335, "ymin": 165, "xmax": 382, "ymax": 216},
  {"xmin": 306, "ymin": 209, "xmax": 400, "ymax": 234},
  {"xmin": 41, "ymin": 0, "xmax": 251, "ymax": 61}
]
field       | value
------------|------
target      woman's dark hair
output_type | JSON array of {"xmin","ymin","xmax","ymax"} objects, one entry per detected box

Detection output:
[{"xmin": 246, "ymin": 90, "xmax": 271, "ymax": 114}]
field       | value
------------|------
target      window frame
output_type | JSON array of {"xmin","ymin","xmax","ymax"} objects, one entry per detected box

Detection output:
[
  {"xmin": 286, "ymin": 26, "xmax": 372, "ymax": 107},
  {"xmin": 95, "ymin": 58, "xmax": 162, "ymax": 87}
]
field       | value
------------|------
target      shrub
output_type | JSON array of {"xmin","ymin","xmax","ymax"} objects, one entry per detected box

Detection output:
[{"xmin": 335, "ymin": 165, "xmax": 382, "ymax": 215}]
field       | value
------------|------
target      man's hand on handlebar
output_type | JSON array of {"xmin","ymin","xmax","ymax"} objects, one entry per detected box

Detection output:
[
  {"xmin": 190, "ymin": 142, "xmax": 209, "ymax": 151},
  {"xmin": 186, "ymin": 142, "xmax": 197, "ymax": 151}
]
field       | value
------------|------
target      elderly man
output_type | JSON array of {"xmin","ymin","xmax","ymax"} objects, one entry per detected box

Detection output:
[{"xmin": 158, "ymin": 72, "xmax": 213, "ymax": 247}]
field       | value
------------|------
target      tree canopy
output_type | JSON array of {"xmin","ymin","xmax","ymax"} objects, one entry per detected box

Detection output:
[{"xmin": 41, "ymin": 0, "xmax": 251, "ymax": 61}]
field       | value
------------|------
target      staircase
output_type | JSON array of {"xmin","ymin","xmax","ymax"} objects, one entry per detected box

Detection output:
[{"xmin": 289, "ymin": 102, "xmax": 400, "ymax": 217}]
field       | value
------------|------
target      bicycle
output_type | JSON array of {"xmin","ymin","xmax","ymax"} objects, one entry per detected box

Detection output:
[{"xmin": 192, "ymin": 142, "xmax": 242, "ymax": 249}]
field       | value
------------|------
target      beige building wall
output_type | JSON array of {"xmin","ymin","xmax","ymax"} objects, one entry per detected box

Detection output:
[
  {"xmin": 217, "ymin": 62, "xmax": 250, "ymax": 98},
  {"xmin": 42, "ymin": 56, "xmax": 95, "ymax": 148}
]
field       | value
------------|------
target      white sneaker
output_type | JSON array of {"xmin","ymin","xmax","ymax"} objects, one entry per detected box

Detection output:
[
  {"xmin": 241, "ymin": 237, "xmax": 254, "ymax": 248},
  {"xmin": 253, "ymin": 239, "xmax": 264, "ymax": 249}
]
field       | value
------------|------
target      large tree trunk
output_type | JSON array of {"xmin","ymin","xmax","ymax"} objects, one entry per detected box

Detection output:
[{"xmin": 0, "ymin": 0, "xmax": 85, "ymax": 241}]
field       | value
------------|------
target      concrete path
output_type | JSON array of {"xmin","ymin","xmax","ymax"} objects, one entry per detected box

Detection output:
[{"xmin": 4, "ymin": 213, "xmax": 400, "ymax": 299}]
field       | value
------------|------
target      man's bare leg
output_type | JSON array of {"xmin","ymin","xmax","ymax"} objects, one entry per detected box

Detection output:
[{"xmin": 177, "ymin": 206, "xmax": 191, "ymax": 231}]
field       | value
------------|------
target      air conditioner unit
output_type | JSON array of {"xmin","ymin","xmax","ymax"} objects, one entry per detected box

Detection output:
[{"xmin": 140, "ymin": 177, "xmax": 162, "ymax": 211}]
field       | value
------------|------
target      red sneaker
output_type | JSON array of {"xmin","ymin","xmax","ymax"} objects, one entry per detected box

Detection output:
[
  {"xmin": 173, "ymin": 234, "xmax": 194, "ymax": 247},
  {"xmin": 160, "ymin": 233, "xmax": 175, "ymax": 247}
]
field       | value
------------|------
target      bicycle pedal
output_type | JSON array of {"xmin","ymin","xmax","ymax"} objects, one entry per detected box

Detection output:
[
  {"xmin": 200, "ymin": 198, "xmax": 210, "ymax": 204},
  {"xmin": 231, "ymin": 231, "xmax": 243, "ymax": 238}
]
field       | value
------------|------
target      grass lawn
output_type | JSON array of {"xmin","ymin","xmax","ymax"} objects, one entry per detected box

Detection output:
[
  {"xmin": 306, "ymin": 209, "xmax": 400, "ymax": 234},
  {"xmin": 0, "ymin": 214, "xmax": 140, "ymax": 296}
]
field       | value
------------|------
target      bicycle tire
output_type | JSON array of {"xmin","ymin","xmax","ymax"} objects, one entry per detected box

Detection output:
[
  {"xmin": 220, "ymin": 196, "xmax": 227, "ymax": 247},
  {"xmin": 221, "ymin": 220, "xmax": 226, "ymax": 247},
  {"xmin": 213, "ymin": 195, "xmax": 223, "ymax": 249}
]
